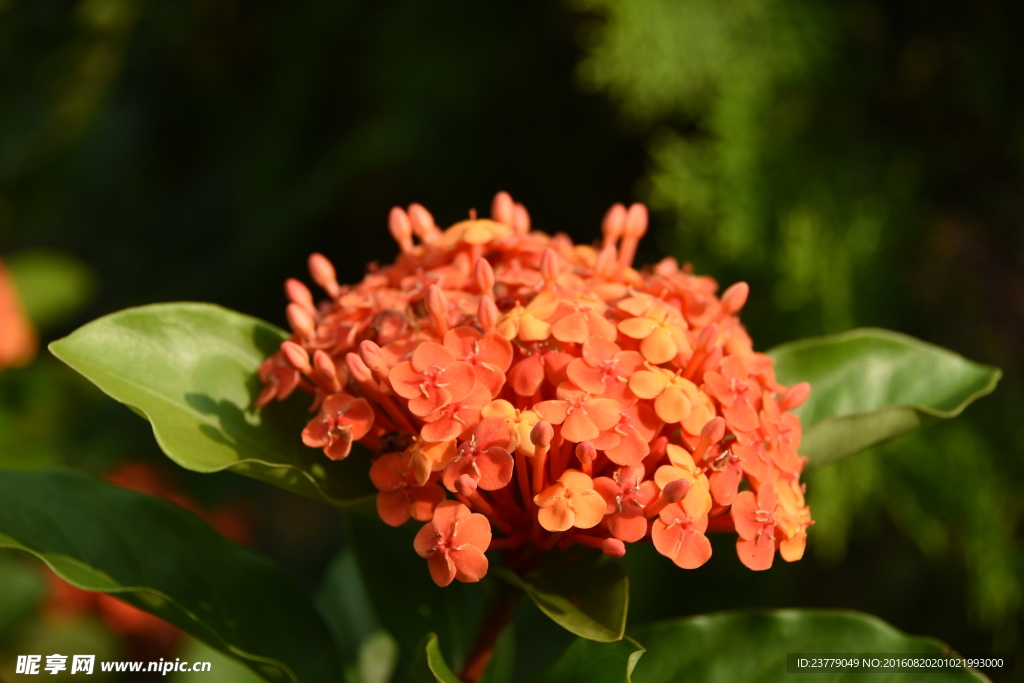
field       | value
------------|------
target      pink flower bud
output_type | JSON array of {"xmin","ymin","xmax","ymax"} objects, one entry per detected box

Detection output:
[
  {"xmin": 286, "ymin": 303, "xmax": 316, "ymax": 338},
  {"xmin": 531, "ymin": 420, "xmax": 554, "ymax": 448},
  {"xmin": 308, "ymin": 253, "xmax": 341, "ymax": 297},
  {"xmin": 721, "ymin": 282, "xmax": 750, "ymax": 314},
  {"xmin": 280, "ymin": 341, "xmax": 312, "ymax": 375},
  {"xmin": 491, "ymin": 191, "xmax": 514, "ymax": 225},
  {"xmin": 602, "ymin": 538, "xmax": 626, "ymax": 558}
]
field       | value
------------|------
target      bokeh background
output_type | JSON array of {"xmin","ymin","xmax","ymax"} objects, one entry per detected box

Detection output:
[{"xmin": 1, "ymin": 0, "xmax": 1021, "ymax": 679}]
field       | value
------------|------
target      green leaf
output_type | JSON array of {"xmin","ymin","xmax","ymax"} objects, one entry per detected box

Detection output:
[
  {"xmin": 0, "ymin": 553, "xmax": 47, "ymax": 638},
  {"xmin": 495, "ymin": 550, "xmax": 628, "ymax": 642},
  {"xmin": 5, "ymin": 249, "xmax": 98, "ymax": 330},
  {"xmin": 629, "ymin": 609, "xmax": 989, "ymax": 682},
  {"xmin": 769, "ymin": 328, "xmax": 1001, "ymax": 467},
  {"xmin": 348, "ymin": 514, "xmax": 481, "ymax": 671},
  {"xmin": 171, "ymin": 638, "xmax": 270, "ymax": 683},
  {"xmin": 316, "ymin": 548, "xmax": 400, "ymax": 683},
  {"xmin": 49, "ymin": 302, "xmax": 374, "ymax": 506},
  {"xmin": 411, "ymin": 633, "xmax": 462, "ymax": 683},
  {"xmin": 532, "ymin": 637, "xmax": 644, "ymax": 683},
  {"xmin": 0, "ymin": 469, "xmax": 341, "ymax": 683}
]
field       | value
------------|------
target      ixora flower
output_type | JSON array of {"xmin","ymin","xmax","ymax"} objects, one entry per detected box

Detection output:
[{"xmin": 257, "ymin": 192, "xmax": 813, "ymax": 585}]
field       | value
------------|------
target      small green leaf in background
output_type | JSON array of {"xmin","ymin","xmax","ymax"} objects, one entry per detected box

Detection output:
[
  {"xmin": 316, "ymin": 548, "xmax": 399, "ymax": 683},
  {"xmin": 769, "ymin": 328, "xmax": 1001, "ymax": 467},
  {"xmin": 49, "ymin": 302, "xmax": 374, "ymax": 506},
  {"xmin": 5, "ymin": 249, "xmax": 98, "ymax": 330},
  {"xmin": 532, "ymin": 637, "xmax": 644, "ymax": 683},
  {"xmin": 349, "ymin": 514, "xmax": 482, "ymax": 674},
  {"xmin": 0, "ymin": 469, "xmax": 341, "ymax": 683},
  {"xmin": 0, "ymin": 553, "xmax": 47, "ymax": 638},
  {"xmin": 171, "ymin": 638, "xmax": 270, "ymax": 683},
  {"xmin": 495, "ymin": 550, "xmax": 628, "ymax": 642},
  {"xmin": 412, "ymin": 633, "xmax": 462, "ymax": 683},
  {"xmin": 629, "ymin": 609, "xmax": 989, "ymax": 682}
]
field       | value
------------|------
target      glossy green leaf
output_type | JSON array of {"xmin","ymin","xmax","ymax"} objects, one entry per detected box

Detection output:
[
  {"xmin": 411, "ymin": 634, "xmax": 462, "ymax": 683},
  {"xmin": 49, "ymin": 302, "xmax": 374, "ymax": 506},
  {"xmin": 495, "ymin": 550, "xmax": 628, "ymax": 642},
  {"xmin": 532, "ymin": 637, "xmax": 644, "ymax": 683},
  {"xmin": 769, "ymin": 328, "xmax": 1001, "ymax": 467},
  {"xmin": 629, "ymin": 609, "xmax": 989, "ymax": 682},
  {"xmin": 0, "ymin": 469, "xmax": 340, "ymax": 683}
]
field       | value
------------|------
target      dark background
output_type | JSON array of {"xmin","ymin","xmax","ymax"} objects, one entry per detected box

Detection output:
[{"xmin": 1, "ymin": 0, "xmax": 1021, "ymax": 679}]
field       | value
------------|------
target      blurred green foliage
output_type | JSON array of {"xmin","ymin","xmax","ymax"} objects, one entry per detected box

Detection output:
[
  {"xmin": 0, "ymin": 0, "xmax": 1020, "ymax": 677},
  {"xmin": 575, "ymin": 0, "xmax": 1023, "ymax": 655}
]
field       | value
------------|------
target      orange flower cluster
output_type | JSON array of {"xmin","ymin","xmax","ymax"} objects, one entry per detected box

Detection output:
[{"xmin": 258, "ymin": 192, "xmax": 812, "ymax": 586}]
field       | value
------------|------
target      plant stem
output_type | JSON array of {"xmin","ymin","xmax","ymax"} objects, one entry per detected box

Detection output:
[{"xmin": 460, "ymin": 587, "xmax": 517, "ymax": 683}]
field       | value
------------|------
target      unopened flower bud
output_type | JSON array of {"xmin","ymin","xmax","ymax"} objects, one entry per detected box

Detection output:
[
  {"xmin": 358, "ymin": 340, "xmax": 389, "ymax": 380},
  {"xmin": 454, "ymin": 474, "xmax": 479, "ymax": 497},
  {"xmin": 512, "ymin": 203, "xmax": 530, "ymax": 234},
  {"xmin": 388, "ymin": 207, "xmax": 414, "ymax": 253},
  {"xmin": 575, "ymin": 441, "xmax": 597, "ymax": 465},
  {"xmin": 308, "ymin": 253, "xmax": 341, "ymax": 297},
  {"xmin": 540, "ymin": 248, "xmax": 559, "ymax": 288},
  {"xmin": 409, "ymin": 203, "xmax": 439, "ymax": 243},
  {"xmin": 662, "ymin": 478, "xmax": 691, "ymax": 503},
  {"xmin": 780, "ymin": 382, "xmax": 812, "ymax": 411},
  {"xmin": 602, "ymin": 538, "xmax": 626, "ymax": 558},
  {"xmin": 345, "ymin": 351, "xmax": 373, "ymax": 384},
  {"xmin": 474, "ymin": 257, "xmax": 495, "ymax": 297},
  {"xmin": 284, "ymin": 278, "xmax": 315, "ymax": 312},
  {"xmin": 426, "ymin": 284, "xmax": 449, "ymax": 336},
  {"xmin": 478, "ymin": 294, "xmax": 499, "ymax": 333},
  {"xmin": 721, "ymin": 282, "xmax": 750, "ymax": 314},
  {"xmin": 280, "ymin": 341, "xmax": 312, "ymax": 375},
  {"xmin": 531, "ymin": 420, "xmax": 554, "ymax": 448},
  {"xmin": 313, "ymin": 349, "xmax": 341, "ymax": 392},
  {"xmin": 602, "ymin": 203, "xmax": 626, "ymax": 248},
  {"xmin": 491, "ymin": 191, "xmax": 515, "ymax": 225},
  {"xmin": 286, "ymin": 303, "xmax": 317, "ymax": 338}
]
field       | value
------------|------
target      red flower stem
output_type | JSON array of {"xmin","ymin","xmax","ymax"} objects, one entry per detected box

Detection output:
[
  {"xmin": 549, "ymin": 438, "xmax": 570, "ymax": 480},
  {"xmin": 705, "ymin": 512, "xmax": 736, "ymax": 533},
  {"xmin": 514, "ymin": 450, "xmax": 534, "ymax": 515},
  {"xmin": 488, "ymin": 536, "xmax": 527, "ymax": 550},
  {"xmin": 457, "ymin": 491, "xmax": 516, "ymax": 536},
  {"xmin": 558, "ymin": 532, "xmax": 604, "ymax": 551},
  {"xmin": 532, "ymin": 445, "xmax": 548, "ymax": 497},
  {"xmin": 460, "ymin": 586, "xmax": 517, "ymax": 683}
]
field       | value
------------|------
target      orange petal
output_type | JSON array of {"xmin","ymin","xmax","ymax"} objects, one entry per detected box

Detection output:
[
  {"xmin": 518, "ymin": 316, "xmax": 552, "ymax": 342},
  {"xmin": 618, "ymin": 317, "xmax": 657, "ymax": 340},
  {"xmin": 377, "ymin": 491, "xmax": 412, "ymax": 527},
  {"xmin": 569, "ymin": 491, "xmax": 606, "ymax": 529},
  {"xmin": 737, "ymin": 535, "xmax": 775, "ymax": 571},
  {"xmin": 654, "ymin": 387, "xmax": 691, "ymax": 424},
  {"xmin": 628, "ymin": 370, "xmax": 668, "ymax": 399},
  {"xmin": 538, "ymin": 500, "xmax": 574, "ymax": 532},
  {"xmin": 552, "ymin": 311, "xmax": 589, "ymax": 343},
  {"xmin": 453, "ymin": 545, "xmax": 489, "ymax": 582},
  {"xmin": 780, "ymin": 534, "xmax": 806, "ymax": 562},
  {"xmin": 412, "ymin": 341, "xmax": 456, "ymax": 372},
  {"xmin": 560, "ymin": 469, "xmax": 595, "ymax": 492},
  {"xmin": 427, "ymin": 552, "xmax": 457, "ymax": 587},
  {"xmin": 562, "ymin": 410, "xmax": 599, "ymax": 442},
  {"xmin": 640, "ymin": 327, "xmax": 677, "ymax": 364},
  {"xmin": 533, "ymin": 400, "xmax": 568, "ymax": 425},
  {"xmin": 585, "ymin": 398, "xmax": 621, "ymax": 431}
]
